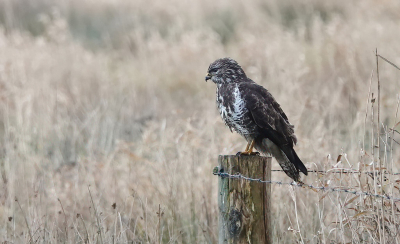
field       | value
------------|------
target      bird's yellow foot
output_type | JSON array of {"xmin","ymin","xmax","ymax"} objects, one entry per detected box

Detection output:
[{"xmin": 236, "ymin": 140, "xmax": 259, "ymax": 156}]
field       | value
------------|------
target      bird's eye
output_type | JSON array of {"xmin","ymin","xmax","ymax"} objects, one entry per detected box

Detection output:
[{"xmin": 209, "ymin": 68, "xmax": 218, "ymax": 73}]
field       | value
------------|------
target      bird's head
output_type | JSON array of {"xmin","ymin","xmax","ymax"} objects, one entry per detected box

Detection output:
[{"xmin": 205, "ymin": 58, "xmax": 247, "ymax": 84}]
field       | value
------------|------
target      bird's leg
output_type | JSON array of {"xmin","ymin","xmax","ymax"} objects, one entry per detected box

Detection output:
[
  {"xmin": 247, "ymin": 139, "xmax": 255, "ymax": 154},
  {"xmin": 236, "ymin": 140, "xmax": 260, "ymax": 156},
  {"xmin": 244, "ymin": 142, "xmax": 250, "ymax": 152},
  {"xmin": 236, "ymin": 142, "xmax": 250, "ymax": 156},
  {"xmin": 246, "ymin": 140, "xmax": 259, "ymax": 155}
]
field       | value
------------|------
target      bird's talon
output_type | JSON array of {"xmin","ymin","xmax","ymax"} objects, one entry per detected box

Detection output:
[{"xmin": 236, "ymin": 151, "xmax": 259, "ymax": 156}]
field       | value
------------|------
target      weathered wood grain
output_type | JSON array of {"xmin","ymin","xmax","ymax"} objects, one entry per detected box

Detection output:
[{"xmin": 218, "ymin": 155, "xmax": 271, "ymax": 244}]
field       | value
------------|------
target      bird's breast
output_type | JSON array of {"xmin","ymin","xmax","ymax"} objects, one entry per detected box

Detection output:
[{"xmin": 216, "ymin": 84, "xmax": 258, "ymax": 135}]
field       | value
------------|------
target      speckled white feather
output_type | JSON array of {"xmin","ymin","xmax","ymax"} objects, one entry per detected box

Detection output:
[{"xmin": 232, "ymin": 85, "xmax": 246, "ymax": 122}]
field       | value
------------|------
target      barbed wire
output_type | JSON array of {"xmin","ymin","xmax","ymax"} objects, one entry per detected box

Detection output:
[
  {"xmin": 271, "ymin": 169, "xmax": 400, "ymax": 175},
  {"xmin": 213, "ymin": 171, "xmax": 400, "ymax": 202}
]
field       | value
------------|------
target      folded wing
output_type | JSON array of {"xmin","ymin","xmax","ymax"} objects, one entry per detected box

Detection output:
[{"xmin": 240, "ymin": 82, "xmax": 308, "ymax": 175}]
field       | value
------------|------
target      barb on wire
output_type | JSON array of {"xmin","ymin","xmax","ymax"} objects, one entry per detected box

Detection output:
[{"xmin": 213, "ymin": 171, "xmax": 400, "ymax": 202}]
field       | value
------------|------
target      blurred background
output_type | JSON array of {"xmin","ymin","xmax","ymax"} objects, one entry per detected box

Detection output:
[{"xmin": 0, "ymin": 0, "xmax": 400, "ymax": 243}]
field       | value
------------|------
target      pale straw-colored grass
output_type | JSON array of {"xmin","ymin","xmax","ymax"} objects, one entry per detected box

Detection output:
[{"xmin": 0, "ymin": 0, "xmax": 400, "ymax": 243}]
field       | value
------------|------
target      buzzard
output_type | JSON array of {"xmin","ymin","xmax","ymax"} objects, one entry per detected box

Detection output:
[{"xmin": 205, "ymin": 58, "xmax": 307, "ymax": 182}]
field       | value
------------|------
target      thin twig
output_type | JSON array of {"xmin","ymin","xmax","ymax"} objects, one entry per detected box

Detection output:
[
  {"xmin": 364, "ymin": 70, "xmax": 374, "ymax": 153},
  {"xmin": 58, "ymin": 198, "xmax": 68, "ymax": 241},
  {"xmin": 390, "ymin": 95, "xmax": 400, "ymax": 244},
  {"xmin": 289, "ymin": 187, "xmax": 305, "ymax": 244},
  {"xmin": 158, "ymin": 204, "xmax": 162, "ymax": 244},
  {"xmin": 377, "ymin": 54, "xmax": 400, "ymax": 71},
  {"xmin": 71, "ymin": 218, "xmax": 85, "ymax": 244},
  {"xmin": 15, "ymin": 198, "xmax": 34, "ymax": 243},
  {"xmin": 376, "ymin": 48, "xmax": 385, "ymax": 244},
  {"xmin": 78, "ymin": 213, "xmax": 90, "ymax": 244},
  {"xmin": 389, "ymin": 129, "xmax": 400, "ymax": 135},
  {"xmin": 88, "ymin": 185, "xmax": 104, "ymax": 244}
]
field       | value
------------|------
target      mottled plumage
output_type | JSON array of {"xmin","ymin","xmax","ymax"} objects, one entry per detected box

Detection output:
[{"xmin": 205, "ymin": 58, "xmax": 307, "ymax": 181}]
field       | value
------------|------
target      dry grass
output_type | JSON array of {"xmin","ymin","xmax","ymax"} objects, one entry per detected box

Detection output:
[{"xmin": 0, "ymin": 0, "xmax": 400, "ymax": 243}]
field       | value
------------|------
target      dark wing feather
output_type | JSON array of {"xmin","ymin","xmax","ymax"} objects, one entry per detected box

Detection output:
[
  {"xmin": 240, "ymin": 82, "xmax": 296, "ymax": 146},
  {"xmin": 240, "ymin": 82, "xmax": 307, "ymax": 175}
]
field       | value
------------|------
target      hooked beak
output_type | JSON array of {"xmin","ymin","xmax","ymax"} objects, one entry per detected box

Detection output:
[{"xmin": 205, "ymin": 73, "xmax": 211, "ymax": 82}]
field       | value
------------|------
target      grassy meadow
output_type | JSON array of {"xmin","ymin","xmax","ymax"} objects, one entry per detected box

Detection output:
[{"xmin": 0, "ymin": 0, "xmax": 400, "ymax": 243}]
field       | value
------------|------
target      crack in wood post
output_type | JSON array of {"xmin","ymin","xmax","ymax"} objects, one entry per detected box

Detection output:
[{"xmin": 218, "ymin": 155, "xmax": 271, "ymax": 244}]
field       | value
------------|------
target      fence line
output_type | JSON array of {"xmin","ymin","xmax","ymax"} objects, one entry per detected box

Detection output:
[
  {"xmin": 271, "ymin": 169, "xmax": 400, "ymax": 175},
  {"xmin": 213, "ymin": 171, "xmax": 400, "ymax": 202}
]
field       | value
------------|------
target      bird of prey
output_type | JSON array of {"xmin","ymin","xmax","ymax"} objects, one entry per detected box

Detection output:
[{"xmin": 205, "ymin": 57, "xmax": 307, "ymax": 182}]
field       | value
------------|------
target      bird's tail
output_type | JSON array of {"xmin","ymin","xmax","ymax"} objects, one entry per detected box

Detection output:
[
  {"xmin": 291, "ymin": 148, "xmax": 308, "ymax": 176},
  {"xmin": 257, "ymin": 128, "xmax": 307, "ymax": 179},
  {"xmin": 258, "ymin": 138, "xmax": 307, "ymax": 181}
]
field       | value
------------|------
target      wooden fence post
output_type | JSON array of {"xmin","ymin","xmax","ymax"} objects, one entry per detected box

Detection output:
[{"xmin": 217, "ymin": 155, "xmax": 272, "ymax": 244}]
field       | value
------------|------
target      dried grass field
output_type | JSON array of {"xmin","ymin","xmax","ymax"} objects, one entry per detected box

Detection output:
[{"xmin": 1, "ymin": 0, "xmax": 400, "ymax": 243}]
